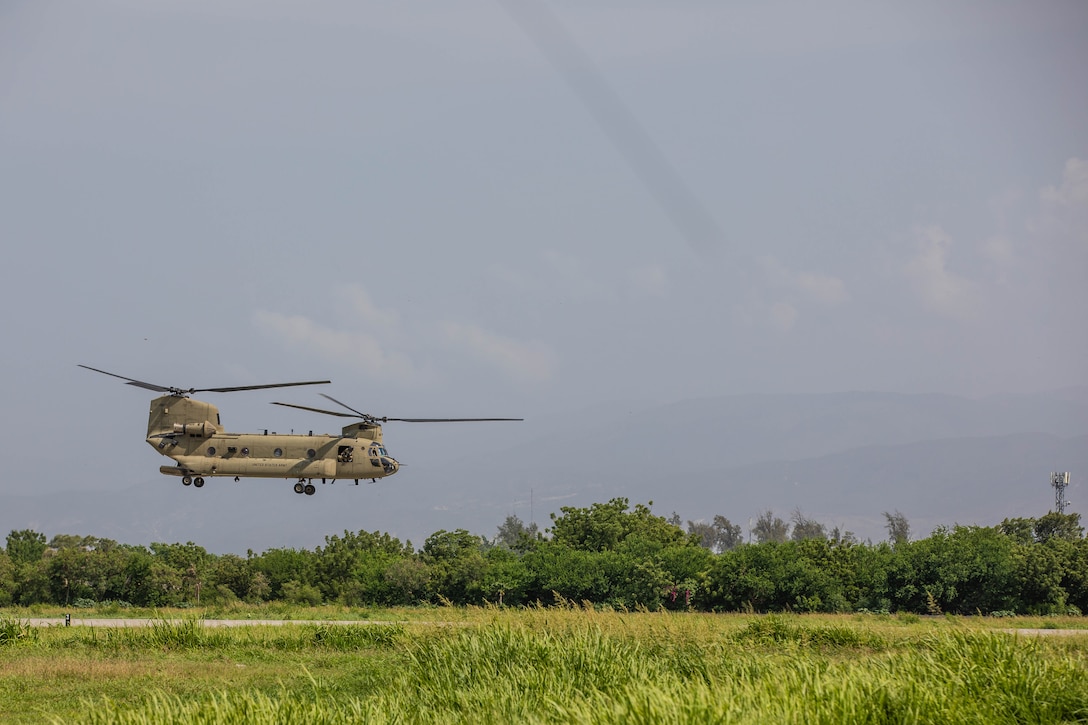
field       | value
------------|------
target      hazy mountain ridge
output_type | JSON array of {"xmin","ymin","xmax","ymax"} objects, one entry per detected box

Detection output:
[{"xmin": 2, "ymin": 389, "xmax": 1085, "ymax": 553}]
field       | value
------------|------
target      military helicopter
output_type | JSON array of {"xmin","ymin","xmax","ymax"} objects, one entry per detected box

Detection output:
[{"xmin": 79, "ymin": 365, "xmax": 521, "ymax": 496}]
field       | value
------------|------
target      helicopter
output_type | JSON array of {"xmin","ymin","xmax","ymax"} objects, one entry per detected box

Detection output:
[{"xmin": 79, "ymin": 365, "xmax": 522, "ymax": 496}]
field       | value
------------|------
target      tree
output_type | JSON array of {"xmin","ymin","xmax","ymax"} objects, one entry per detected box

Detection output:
[
  {"xmin": 883, "ymin": 510, "xmax": 910, "ymax": 546},
  {"xmin": 149, "ymin": 542, "xmax": 212, "ymax": 604},
  {"xmin": 1033, "ymin": 512, "xmax": 1083, "ymax": 543},
  {"xmin": 706, "ymin": 544, "xmax": 781, "ymax": 611},
  {"xmin": 886, "ymin": 525, "xmax": 1019, "ymax": 614},
  {"xmin": 6, "ymin": 530, "xmax": 47, "ymax": 566},
  {"xmin": 422, "ymin": 529, "xmax": 487, "ymax": 604},
  {"xmin": 688, "ymin": 516, "xmax": 742, "ymax": 553},
  {"xmin": 213, "ymin": 554, "xmax": 255, "ymax": 601},
  {"xmin": 657, "ymin": 544, "xmax": 713, "ymax": 609},
  {"xmin": 0, "ymin": 551, "xmax": 15, "ymax": 606},
  {"xmin": 313, "ymin": 530, "xmax": 411, "ymax": 605},
  {"xmin": 383, "ymin": 558, "xmax": 430, "ymax": 605},
  {"xmin": 482, "ymin": 547, "xmax": 531, "ymax": 606},
  {"xmin": 249, "ymin": 547, "xmax": 316, "ymax": 600},
  {"xmin": 790, "ymin": 509, "xmax": 827, "ymax": 542},
  {"xmin": 494, "ymin": 515, "xmax": 539, "ymax": 550},
  {"xmin": 751, "ymin": 511, "xmax": 788, "ymax": 544},
  {"xmin": 549, "ymin": 498, "xmax": 687, "ymax": 552},
  {"xmin": 712, "ymin": 515, "xmax": 744, "ymax": 551},
  {"xmin": 829, "ymin": 526, "xmax": 858, "ymax": 546},
  {"xmin": 47, "ymin": 534, "xmax": 92, "ymax": 550},
  {"xmin": 687, "ymin": 521, "xmax": 717, "ymax": 550},
  {"xmin": 521, "ymin": 542, "xmax": 610, "ymax": 604}
]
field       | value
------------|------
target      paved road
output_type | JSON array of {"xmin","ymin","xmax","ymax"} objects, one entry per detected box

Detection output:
[
  {"xmin": 26, "ymin": 618, "xmax": 401, "ymax": 628},
  {"xmin": 22, "ymin": 619, "xmax": 1088, "ymax": 636}
]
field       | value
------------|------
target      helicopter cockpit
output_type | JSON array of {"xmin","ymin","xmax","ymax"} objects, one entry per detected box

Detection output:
[{"xmin": 368, "ymin": 443, "xmax": 398, "ymax": 474}]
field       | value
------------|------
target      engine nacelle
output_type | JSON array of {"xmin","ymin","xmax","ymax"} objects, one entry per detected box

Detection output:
[
  {"xmin": 173, "ymin": 421, "xmax": 216, "ymax": 437},
  {"xmin": 342, "ymin": 422, "xmax": 383, "ymax": 442}
]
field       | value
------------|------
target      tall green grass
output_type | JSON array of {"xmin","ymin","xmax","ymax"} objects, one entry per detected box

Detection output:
[
  {"xmin": 65, "ymin": 616, "xmax": 406, "ymax": 654},
  {"xmin": 0, "ymin": 616, "xmax": 37, "ymax": 646},
  {"xmin": 68, "ymin": 614, "xmax": 1088, "ymax": 725}
]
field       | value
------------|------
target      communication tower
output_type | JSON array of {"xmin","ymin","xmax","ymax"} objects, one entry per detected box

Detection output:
[{"xmin": 1051, "ymin": 472, "xmax": 1071, "ymax": 514}]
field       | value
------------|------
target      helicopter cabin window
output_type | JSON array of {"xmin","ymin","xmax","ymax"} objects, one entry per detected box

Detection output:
[
  {"xmin": 241, "ymin": 447, "xmax": 249, "ymax": 456},
  {"xmin": 337, "ymin": 446, "xmax": 353, "ymax": 463},
  {"xmin": 206, "ymin": 447, "xmax": 216, "ymax": 457},
  {"xmin": 306, "ymin": 449, "xmax": 316, "ymax": 460},
  {"xmin": 274, "ymin": 448, "xmax": 283, "ymax": 458}
]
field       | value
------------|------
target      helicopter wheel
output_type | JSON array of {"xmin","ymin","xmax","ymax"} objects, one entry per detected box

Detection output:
[
  {"xmin": 182, "ymin": 476, "xmax": 192, "ymax": 486},
  {"xmin": 293, "ymin": 481, "xmax": 305, "ymax": 494},
  {"xmin": 194, "ymin": 477, "xmax": 205, "ymax": 488},
  {"xmin": 304, "ymin": 484, "xmax": 316, "ymax": 496}
]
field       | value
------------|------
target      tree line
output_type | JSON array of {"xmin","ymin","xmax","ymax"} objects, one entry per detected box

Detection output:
[{"xmin": 2, "ymin": 499, "xmax": 1085, "ymax": 615}]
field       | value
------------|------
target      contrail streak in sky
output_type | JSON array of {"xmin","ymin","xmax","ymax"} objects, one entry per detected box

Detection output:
[{"xmin": 499, "ymin": 0, "xmax": 729, "ymax": 261}]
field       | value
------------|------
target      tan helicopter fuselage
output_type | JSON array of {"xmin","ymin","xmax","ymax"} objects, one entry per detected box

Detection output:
[{"xmin": 146, "ymin": 395, "xmax": 398, "ymax": 483}]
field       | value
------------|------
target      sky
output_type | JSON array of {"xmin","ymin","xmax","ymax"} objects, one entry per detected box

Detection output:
[{"xmin": 1, "ymin": 1, "xmax": 1086, "ymax": 503}]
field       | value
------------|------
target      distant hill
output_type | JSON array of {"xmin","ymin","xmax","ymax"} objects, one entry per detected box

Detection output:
[{"xmin": 2, "ymin": 389, "xmax": 1085, "ymax": 553}]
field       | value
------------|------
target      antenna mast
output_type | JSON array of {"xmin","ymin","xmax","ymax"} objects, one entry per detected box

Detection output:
[{"xmin": 1052, "ymin": 472, "xmax": 1071, "ymax": 514}]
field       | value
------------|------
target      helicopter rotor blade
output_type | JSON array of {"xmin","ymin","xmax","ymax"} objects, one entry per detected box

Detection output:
[
  {"xmin": 80, "ymin": 364, "xmax": 329, "ymax": 396},
  {"xmin": 279, "ymin": 395, "xmax": 523, "ymax": 424},
  {"xmin": 78, "ymin": 364, "xmax": 173, "ymax": 392},
  {"xmin": 319, "ymin": 394, "xmax": 370, "ymax": 419},
  {"xmin": 316, "ymin": 394, "xmax": 521, "ymax": 423},
  {"xmin": 271, "ymin": 401, "xmax": 358, "ymax": 418},
  {"xmin": 381, "ymin": 417, "xmax": 525, "ymax": 423},
  {"xmin": 194, "ymin": 380, "xmax": 331, "ymax": 394}
]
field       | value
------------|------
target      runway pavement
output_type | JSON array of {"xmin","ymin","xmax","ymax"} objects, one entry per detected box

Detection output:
[
  {"xmin": 21, "ymin": 618, "xmax": 1088, "ymax": 636},
  {"xmin": 25, "ymin": 618, "xmax": 402, "ymax": 628}
]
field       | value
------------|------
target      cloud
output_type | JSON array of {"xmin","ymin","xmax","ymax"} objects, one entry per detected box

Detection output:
[
  {"xmin": 491, "ymin": 252, "xmax": 671, "ymax": 302},
  {"xmin": 793, "ymin": 270, "xmax": 849, "ymax": 305},
  {"xmin": 1032, "ymin": 157, "xmax": 1088, "ymax": 246},
  {"xmin": 980, "ymin": 236, "xmax": 1015, "ymax": 282},
  {"xmin": 760, "ymin": 256, "xmax": 849, "ymax": 306},
  {"xmin": 1040, "ymin": 157, "xmax": 1088, "ymax": 210},
  {"xmin": 255, "ymin": 284, "xmax": 558, "ymax": 387},
  {"xmin": 751, "ymin": 257, "xmax": 847, "ymax": 331},
  {"xmin": 338, "ymin": 286, "xmax": 400, "ymax": 330},
  {"xmin": 442, "ymin": 321, "xmax": 556, "ymax": 383},
  {"xmin": 769, "ymin": 301, "xmax": 798, "ymax": 331},
  {"xmin": 903, "ymin": 226, "xmax": 980, "ymax": 320},
  {"xmin": 252, "ymin": 308, "xmax": 425, "ymax": 386}
]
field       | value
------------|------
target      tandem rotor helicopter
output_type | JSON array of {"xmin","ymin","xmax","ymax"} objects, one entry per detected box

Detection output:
[{"xmin": 79, "ymin": 365, "xmax": 521, "ymax": 497}]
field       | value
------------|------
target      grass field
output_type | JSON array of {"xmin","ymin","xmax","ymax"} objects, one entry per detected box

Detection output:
[{"xmin": 2, "ymin": 605, "xmax": 1086, "ymax": 723}]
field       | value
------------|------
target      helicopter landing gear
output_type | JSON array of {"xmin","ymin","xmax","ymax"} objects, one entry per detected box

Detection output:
[
  {"xmin": 293, "ymin": 481, "xmax": 305, "ymax": 494},
  {"xmin": 194, "ymin": 477, "xmax": 204, "ymax": 488},
  {"xmin": 182, "ymin": 476, "xmax": 192, "ymax": 486},
  {"xmin": 293, "ymin": 479, "xmax": 316, "ymax": 496},
  {"xmin": 304, "ymin": 483, "xmax": 316, "ymax": 496}
]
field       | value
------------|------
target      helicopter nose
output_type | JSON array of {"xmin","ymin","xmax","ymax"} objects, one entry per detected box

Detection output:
[{"xmin": 381, "ymin": 457, "xmax": 399, "ymax": 474}]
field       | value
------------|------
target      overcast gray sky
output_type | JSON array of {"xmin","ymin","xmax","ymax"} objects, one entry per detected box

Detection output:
[{"xmin": 1, "ymin": 1, "xmax": 1086, "ymax": 497}]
